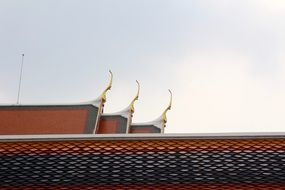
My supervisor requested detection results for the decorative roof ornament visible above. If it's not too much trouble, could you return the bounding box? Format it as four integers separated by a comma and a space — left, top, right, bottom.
101, 70, 113, 104
125, 80, 140, 133
86, 70, 113, 107
148, 89, 173, 127
161, 89, 172, 125
129, 80, 140, 114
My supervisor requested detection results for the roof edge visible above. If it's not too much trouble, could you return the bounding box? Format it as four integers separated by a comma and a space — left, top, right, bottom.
0, 132, 285, 142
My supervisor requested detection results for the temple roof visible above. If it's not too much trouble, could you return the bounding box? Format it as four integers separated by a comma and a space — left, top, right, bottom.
0, 71, 172, 135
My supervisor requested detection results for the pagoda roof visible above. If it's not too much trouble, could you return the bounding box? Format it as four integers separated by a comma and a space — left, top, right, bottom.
0, 71, 172, 135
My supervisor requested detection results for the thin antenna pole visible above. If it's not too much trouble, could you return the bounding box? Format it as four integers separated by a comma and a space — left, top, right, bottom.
17, 54, 24, 105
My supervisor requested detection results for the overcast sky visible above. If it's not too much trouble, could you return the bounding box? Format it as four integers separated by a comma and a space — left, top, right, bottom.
1, 0, 285, 133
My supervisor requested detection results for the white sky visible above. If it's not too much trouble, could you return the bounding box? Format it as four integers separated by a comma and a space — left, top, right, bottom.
1, 0, 285, 133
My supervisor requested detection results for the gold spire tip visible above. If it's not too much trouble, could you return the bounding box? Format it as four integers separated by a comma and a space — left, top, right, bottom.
162, 89, 172, 125
130, 80, 140, 113
101, 70, 113, 103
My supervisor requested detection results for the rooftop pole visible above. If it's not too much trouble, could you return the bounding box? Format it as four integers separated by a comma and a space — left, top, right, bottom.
16, 54, 24, 105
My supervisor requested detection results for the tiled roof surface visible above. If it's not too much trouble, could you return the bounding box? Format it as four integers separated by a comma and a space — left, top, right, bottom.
0, 134, 284, 189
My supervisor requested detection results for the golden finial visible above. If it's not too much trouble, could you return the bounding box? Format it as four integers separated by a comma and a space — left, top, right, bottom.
162, 89, 172, 125
101, 70, 113, 103
129, 80, 140, 114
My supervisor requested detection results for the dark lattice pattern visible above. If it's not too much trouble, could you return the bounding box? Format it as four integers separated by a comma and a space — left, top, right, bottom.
0, 137, 285, 189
